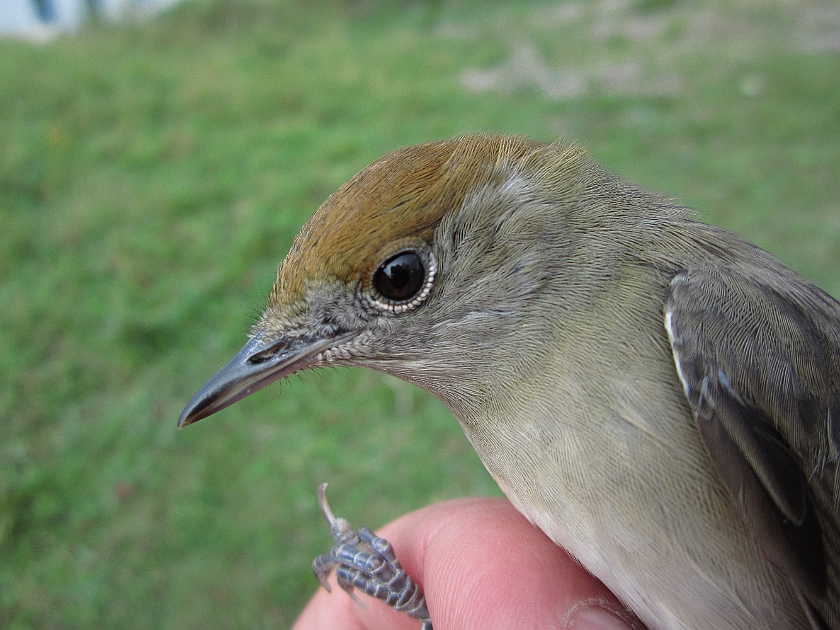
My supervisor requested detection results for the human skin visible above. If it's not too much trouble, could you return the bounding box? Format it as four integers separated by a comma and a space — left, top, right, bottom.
292, 497, 643, 630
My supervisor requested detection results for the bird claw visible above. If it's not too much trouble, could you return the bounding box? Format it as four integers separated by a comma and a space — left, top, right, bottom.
313, 483, 433, 630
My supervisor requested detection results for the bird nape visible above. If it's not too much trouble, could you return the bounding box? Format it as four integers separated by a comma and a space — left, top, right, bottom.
180, 133, 839, 630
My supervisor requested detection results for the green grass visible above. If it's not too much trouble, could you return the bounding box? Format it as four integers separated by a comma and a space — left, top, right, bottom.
1, 0, 839, 627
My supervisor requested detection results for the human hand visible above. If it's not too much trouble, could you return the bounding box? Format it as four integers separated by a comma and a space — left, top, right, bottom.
293, 496, 644, 630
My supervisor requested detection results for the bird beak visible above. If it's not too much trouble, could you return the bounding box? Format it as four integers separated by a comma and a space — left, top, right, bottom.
178, 329, 354, 427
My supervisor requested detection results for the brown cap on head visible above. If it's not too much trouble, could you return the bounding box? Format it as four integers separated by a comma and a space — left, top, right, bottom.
272, 134, 546, 306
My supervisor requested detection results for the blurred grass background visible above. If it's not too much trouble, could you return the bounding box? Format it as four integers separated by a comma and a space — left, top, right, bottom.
1, 0, 839, 627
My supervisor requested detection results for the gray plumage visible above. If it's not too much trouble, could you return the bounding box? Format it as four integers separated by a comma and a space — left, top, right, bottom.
181, 134, 840, 630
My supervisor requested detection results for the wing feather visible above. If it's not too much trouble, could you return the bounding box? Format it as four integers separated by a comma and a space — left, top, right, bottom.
664, 267, 840, 628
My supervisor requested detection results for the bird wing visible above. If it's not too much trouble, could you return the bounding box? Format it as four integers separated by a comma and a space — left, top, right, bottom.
664, 266, 840, 628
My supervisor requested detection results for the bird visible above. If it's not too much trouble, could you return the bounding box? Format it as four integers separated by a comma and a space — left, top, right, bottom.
179, 133, 840, 630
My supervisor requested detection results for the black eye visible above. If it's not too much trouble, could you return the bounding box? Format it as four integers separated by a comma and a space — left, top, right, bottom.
374, 252, 425, 302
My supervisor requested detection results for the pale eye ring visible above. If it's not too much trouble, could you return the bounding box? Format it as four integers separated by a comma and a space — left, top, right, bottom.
366, 246, 436, 314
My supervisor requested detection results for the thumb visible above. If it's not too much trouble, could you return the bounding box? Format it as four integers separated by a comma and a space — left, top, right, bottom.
293, 497, 644, 630
379, 497, 644, 630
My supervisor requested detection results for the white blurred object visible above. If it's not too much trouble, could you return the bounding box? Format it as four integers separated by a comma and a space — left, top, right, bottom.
0, 0, 183, 39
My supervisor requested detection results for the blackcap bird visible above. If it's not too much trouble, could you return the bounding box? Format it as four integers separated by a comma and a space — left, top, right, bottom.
180, 134, 839, 630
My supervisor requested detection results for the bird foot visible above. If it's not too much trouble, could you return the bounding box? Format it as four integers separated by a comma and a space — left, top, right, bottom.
312, 483, 432, 630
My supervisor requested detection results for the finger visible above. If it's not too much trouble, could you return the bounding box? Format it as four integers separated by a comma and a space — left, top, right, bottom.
381, 497, 642, 630
293, 570, 421, 630
293, 497, 643, 630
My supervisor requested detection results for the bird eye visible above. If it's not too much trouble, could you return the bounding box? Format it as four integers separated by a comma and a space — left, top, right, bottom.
374, 252, 424, 302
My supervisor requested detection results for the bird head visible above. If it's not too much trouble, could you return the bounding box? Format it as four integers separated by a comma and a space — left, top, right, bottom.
179, 133, 663, 428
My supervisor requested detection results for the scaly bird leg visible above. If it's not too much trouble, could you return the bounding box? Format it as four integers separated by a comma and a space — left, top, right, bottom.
312, 483, 432, 630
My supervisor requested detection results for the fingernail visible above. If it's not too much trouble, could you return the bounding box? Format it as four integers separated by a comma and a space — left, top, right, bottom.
569, 607, 634, 630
